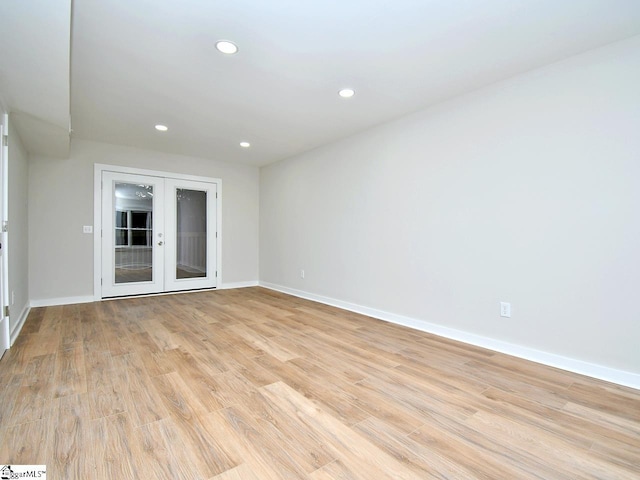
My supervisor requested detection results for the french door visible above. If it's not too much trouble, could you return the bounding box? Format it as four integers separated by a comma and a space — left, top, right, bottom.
101, 171, 218, 297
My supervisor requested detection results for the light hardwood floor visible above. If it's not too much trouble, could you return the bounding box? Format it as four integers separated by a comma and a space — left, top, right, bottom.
0, 287, 638, 479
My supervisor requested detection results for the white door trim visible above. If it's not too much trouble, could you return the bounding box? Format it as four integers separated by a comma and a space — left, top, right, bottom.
94, 163, 222, 300
0, 114, 9, 352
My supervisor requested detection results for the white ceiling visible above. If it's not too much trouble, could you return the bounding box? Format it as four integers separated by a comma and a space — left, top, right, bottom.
0, 0, 71, 156
3, 1, 640, 166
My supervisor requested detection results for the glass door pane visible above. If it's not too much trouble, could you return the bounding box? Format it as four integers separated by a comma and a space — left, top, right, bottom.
114, 183, 154, 283
176, 188, 207, 279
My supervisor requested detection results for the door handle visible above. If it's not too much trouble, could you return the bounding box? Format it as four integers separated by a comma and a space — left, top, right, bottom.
158, 241, 164, 246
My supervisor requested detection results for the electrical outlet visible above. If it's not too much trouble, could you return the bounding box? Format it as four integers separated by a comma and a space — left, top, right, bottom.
500, 302, 511, 318
83, 225, 93, 234
300, 269, 305, 279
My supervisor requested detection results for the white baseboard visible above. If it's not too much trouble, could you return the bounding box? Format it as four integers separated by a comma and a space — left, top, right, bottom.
10, 303, 31, 346
30, 295, 95, 308
260, 282, 640, 391
221, 281, 259, 290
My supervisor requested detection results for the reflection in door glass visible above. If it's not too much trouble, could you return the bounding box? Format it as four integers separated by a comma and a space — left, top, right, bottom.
114, 183, 153, 283
176, 188, 207, 279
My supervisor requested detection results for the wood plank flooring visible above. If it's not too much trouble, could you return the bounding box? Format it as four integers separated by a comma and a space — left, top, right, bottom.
0, 287, 638, 479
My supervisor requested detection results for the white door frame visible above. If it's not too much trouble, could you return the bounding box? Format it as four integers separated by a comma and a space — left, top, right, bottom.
0, 113, 9, 352
94, 163, 222, 300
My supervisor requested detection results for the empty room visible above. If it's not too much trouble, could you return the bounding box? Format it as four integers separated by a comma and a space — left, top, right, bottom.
0, 1, 639, 478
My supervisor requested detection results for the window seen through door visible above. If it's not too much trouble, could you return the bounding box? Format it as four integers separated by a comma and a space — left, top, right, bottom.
115, 210, 152, 246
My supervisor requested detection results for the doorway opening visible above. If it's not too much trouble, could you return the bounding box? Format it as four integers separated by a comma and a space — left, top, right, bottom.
94, 165, 221, 299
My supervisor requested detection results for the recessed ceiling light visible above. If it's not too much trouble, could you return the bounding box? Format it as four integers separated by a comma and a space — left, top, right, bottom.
240, 141, 251, 148
155, 124, 168, 132
216, 40, 238, 55
338, 88, 355, 98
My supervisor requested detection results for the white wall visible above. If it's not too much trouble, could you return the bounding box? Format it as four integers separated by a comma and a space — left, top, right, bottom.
260, 36, 640, 377
8, 116, 29, 336
29, 139, 259, 301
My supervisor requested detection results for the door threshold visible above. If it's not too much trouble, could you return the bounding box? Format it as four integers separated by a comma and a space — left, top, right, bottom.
102, 287, 217, 301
